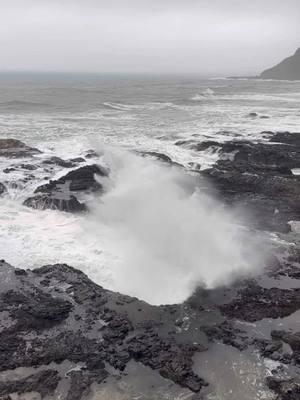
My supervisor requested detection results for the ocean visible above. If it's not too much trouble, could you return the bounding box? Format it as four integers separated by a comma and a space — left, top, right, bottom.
0, 73, 300, 304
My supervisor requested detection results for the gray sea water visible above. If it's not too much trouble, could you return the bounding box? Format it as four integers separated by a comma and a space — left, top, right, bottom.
0, 73, 299, 166
0, 73, 299, 303
1, 73, 300, 399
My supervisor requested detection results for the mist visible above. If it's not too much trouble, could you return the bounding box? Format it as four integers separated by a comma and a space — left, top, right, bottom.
86, 146, 264, 305
1, 0, 299, 76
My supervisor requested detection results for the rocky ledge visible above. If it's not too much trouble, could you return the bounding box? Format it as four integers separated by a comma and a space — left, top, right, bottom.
23, 164, 108, 213
182, 131, 300, 233
0, 248, 299, 399
0, 139, 41, 159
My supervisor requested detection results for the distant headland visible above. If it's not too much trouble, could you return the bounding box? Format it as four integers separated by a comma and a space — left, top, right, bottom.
260, 48, 300, 80
228, 47, 300, 81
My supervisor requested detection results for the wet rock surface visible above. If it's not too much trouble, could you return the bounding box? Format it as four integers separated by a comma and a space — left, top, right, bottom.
220, 283, 300, 322
0, 370, 60, 398
23, 164, 108, 212
34, 164, 108, 194
0, 139, 41, 159
0, 261, 210, 399
0, 183, 6, 196
0, 250, 299, 399
140, 151, 183, 167
266, 377, 300, 400
1, 136, 300, 399
23, 193, 87, 213
192, 131, 300, 232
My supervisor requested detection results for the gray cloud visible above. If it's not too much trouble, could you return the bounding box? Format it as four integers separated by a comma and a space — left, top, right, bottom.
1, 0, 299, 75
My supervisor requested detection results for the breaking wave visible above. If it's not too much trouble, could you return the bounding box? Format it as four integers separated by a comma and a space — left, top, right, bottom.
85, 145, 264, 305
103, 101, 176, 112
190, 88, 215, 101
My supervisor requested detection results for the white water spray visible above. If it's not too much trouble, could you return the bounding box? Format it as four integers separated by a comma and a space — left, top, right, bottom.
86, 145, 263, 305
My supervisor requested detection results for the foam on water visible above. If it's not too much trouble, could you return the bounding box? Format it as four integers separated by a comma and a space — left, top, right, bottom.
0, 76, 299, 303
0, 143, 265, 305
84, 145, 264, 304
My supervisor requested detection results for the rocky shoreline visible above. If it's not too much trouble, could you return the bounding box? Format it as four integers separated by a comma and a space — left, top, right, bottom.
0, 253, 299, 400
0, 132, 300, 399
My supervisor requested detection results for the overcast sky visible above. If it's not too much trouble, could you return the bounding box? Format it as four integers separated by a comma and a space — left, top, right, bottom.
1, 0, 299, 76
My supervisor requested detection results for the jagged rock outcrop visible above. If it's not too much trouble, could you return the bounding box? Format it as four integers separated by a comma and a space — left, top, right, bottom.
0, 139, 41, 158
34, 164, 108, 194
261, 48, 300, 81
24, 164, 108, 213
192, 132, 300, 232
0, 252, 299, 399
0, 261, 209, 398
23, 193, 87, 213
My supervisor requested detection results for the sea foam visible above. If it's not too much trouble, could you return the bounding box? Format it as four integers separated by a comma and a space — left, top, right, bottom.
85, 144, 264, 304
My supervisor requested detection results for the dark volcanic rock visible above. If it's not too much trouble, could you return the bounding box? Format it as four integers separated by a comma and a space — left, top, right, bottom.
0, 183, 6, 196
85, 150, 99, 159
0, 258, 299, 398
271, 330, 300, 363
23, 193, 86, 213
197, 134, 300, 232
0, 288, 73, 331
270, 131, 300, 147
198, 139, 300, 172
0, 261, 209, 398
271, 331, 300, 351
3, 167, 16, 173
220, 283, 300, 322
127, 333, 206, 392
16, 163, 38, 171
42, 156, 75, 169
201, 321, 248, 351
66, 369, 108, 400
0, 370, 59, 398
140, 151, 183, 168
70, 157, 86, 164
266, 376, 300, 400
193, 140, 220, 152
261, 48, 300, 81
141, 151, 173, 164
0, 139, 41, 158
23, 164, 107, 213
35, 164, 108, 194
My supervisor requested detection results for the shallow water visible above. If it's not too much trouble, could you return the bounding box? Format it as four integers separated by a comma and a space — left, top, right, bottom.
193, 343, 276, 400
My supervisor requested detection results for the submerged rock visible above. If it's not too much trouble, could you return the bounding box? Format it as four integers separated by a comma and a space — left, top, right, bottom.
0, 138, 41, 158
23, 193, 86, 213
